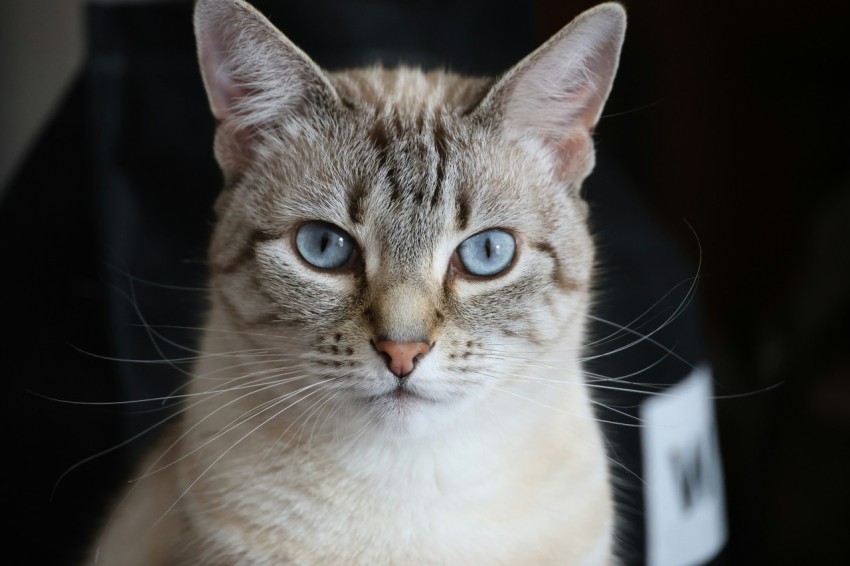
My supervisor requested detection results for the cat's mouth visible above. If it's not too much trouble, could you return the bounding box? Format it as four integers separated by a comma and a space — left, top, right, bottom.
391, 386, 422, 401
364, 385, 437, 405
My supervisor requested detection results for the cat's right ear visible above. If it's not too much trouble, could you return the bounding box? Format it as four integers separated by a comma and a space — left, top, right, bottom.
473, 3, 626, 187
194, 0, 338, 176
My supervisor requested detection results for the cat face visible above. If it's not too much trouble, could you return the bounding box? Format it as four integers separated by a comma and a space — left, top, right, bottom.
194, 0, 624, 435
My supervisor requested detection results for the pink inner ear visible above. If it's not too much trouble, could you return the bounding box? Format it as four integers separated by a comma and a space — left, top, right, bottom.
210, 73, 249, 123
200, 39, 249, 123
554, 132, 594, 181
568, 81, 608, 134
198, 33, 258, 175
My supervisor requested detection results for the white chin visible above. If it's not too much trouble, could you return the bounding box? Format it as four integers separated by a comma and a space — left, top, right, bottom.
359, 389, 458, 437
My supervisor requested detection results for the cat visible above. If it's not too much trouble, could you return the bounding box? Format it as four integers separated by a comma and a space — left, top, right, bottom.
89, 0, 627, 563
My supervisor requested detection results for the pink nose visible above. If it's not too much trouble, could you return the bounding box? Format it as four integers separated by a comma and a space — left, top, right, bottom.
374, 340, 431, 378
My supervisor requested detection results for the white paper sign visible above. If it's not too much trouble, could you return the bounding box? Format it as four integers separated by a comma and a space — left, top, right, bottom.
641, 367, 727, 566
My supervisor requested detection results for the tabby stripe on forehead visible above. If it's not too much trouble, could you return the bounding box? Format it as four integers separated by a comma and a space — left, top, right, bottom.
532, 241, 581, 293
368, 118, 389, 155
368, 118, 402, 202
389, 114, 406, 202
455, 192, 471, 231
347, 178, 368, 225
432, 120, 448, 209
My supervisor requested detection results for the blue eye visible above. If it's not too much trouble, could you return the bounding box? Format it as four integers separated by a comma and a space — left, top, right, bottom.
295, 222, 355, 269
456, 230, 516, 277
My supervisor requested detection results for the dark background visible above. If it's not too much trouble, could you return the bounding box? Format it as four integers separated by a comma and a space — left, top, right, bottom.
2, 0, 848, 564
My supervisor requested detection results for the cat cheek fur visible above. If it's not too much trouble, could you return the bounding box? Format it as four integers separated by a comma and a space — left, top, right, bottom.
89, 0, 627, 564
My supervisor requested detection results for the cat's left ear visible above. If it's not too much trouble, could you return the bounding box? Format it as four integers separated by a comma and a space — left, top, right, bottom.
475, 3, 626, 184
193, 0, 338, 176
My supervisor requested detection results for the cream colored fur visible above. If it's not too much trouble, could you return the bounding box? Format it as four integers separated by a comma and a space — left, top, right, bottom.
89, 0, 627, 564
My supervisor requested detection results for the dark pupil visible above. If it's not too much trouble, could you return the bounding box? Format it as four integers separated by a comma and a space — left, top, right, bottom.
484, 237, 492, 259
319, 233, 330, 253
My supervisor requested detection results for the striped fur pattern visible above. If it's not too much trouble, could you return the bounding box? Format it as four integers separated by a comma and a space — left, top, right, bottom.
90, 0, 627, 564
